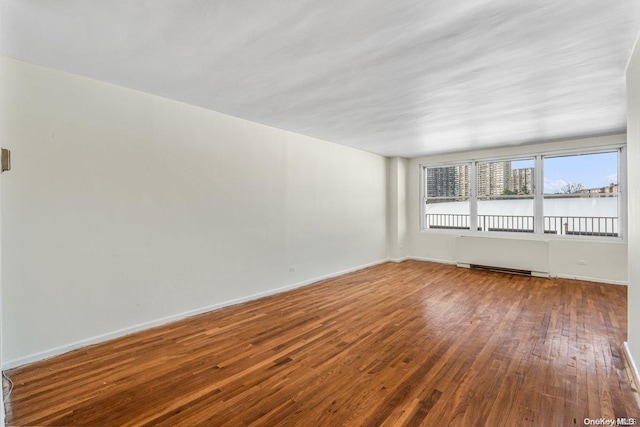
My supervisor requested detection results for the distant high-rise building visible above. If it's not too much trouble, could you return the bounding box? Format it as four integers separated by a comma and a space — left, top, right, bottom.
455, 165, 471, 197
477, 161, 511, 196
426, 166, 457, 198
510, 167, 534, 194
427, 162, 516, 199
426, 164, 471, 199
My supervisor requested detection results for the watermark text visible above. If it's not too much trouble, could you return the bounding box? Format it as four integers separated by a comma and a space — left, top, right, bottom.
583, 418, 637, 426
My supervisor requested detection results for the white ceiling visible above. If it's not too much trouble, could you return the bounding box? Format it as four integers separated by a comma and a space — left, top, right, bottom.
2, 1, 640, 158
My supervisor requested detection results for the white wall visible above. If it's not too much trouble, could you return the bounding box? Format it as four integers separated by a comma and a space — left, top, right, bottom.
407, 134, 628, 284
0, 57, 389, 367
387, 157, 408, 261
626, 32, 640, 377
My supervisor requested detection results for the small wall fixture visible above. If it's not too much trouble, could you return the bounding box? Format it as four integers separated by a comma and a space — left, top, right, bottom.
1, 148, 11, 173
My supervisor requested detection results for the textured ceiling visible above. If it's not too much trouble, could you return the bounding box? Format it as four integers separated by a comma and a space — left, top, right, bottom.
1, 1, 639, 158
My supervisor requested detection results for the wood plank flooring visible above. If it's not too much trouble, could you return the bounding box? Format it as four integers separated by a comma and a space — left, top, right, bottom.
3, 260, 639, 426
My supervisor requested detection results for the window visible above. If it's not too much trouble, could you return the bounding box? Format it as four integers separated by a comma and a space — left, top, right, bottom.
543, 151, 619, 237
423, 164, 471, 230
477, 159, 535, 233
420, 147, 624, 239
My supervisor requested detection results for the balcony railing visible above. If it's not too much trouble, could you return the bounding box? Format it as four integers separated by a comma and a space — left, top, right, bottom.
543, 216, 618, 237
426, 214, 618, 237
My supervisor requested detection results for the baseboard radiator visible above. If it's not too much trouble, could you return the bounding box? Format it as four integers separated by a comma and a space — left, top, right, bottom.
455, 236, 550, 277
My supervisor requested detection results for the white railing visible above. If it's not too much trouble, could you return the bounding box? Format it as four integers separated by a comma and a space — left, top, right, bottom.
426, 214, 618, 237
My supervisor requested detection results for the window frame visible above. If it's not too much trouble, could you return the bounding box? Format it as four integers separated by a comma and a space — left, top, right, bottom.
421, 161, 472, 231
475, 156, 536, 234
419, 145, 626, 240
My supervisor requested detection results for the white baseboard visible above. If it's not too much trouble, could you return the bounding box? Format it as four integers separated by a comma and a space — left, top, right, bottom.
556, 273, 627, 286
3, 258, 390, 370
414, 258, 623, 284
531, 271, 551, 278
387, 256, 458, 265
408, 256, 457, 265
623, 342, 640, 394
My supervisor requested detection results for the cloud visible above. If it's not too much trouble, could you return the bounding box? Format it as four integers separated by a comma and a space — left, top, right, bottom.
607, 173, 617, 183
544, 178, 567, 193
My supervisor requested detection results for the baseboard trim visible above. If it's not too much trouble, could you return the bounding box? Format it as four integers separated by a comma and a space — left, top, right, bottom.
3, 258, 390, 370
623, 342, 640, 401
556, 273, 627, 286
411, 259, 622, 284
408, 256, 457, 265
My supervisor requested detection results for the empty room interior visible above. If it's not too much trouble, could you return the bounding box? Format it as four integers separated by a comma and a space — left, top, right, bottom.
2, 1, 640, 426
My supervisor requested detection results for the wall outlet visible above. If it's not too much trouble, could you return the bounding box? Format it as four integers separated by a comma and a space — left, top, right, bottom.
289, 266, 296, 272
577, 260, 587, 265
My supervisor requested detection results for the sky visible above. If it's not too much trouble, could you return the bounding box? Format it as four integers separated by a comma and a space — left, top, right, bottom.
510, 152, 618, 193
541, 151, 618, 193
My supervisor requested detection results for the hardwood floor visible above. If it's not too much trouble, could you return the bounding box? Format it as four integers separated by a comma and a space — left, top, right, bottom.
3, 260, 639, 426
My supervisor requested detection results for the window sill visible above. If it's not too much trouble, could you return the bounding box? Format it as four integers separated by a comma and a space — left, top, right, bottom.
418, 228, 626, 244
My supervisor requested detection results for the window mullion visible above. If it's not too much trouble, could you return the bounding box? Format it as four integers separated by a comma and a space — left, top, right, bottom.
470, 161, 478, 232
419, 166, 425, 231
534, 155, 544, 235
